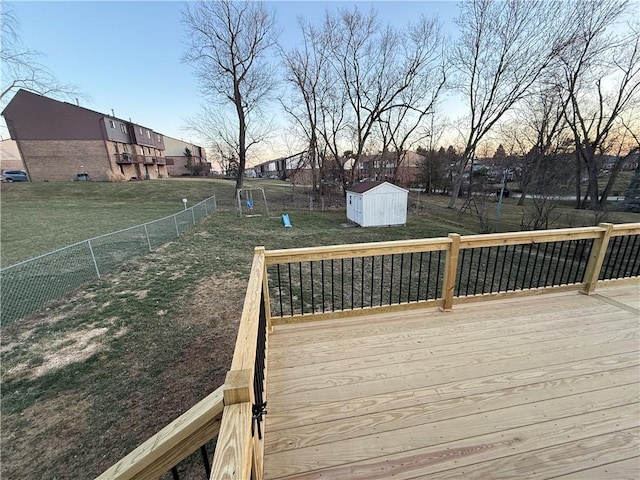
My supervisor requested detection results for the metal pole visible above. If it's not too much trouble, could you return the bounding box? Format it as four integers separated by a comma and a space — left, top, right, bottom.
174, 215, 179, 237
213, 195, 217, 212
191, 207, 196, 225
144, 224, 152, 252
87, 240, 101, 279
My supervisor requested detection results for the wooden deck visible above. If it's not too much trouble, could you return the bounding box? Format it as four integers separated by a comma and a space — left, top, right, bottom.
264, 283, 640, 479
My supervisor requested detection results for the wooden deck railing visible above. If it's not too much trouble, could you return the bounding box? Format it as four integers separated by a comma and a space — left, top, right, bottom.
96, 223, 639, 480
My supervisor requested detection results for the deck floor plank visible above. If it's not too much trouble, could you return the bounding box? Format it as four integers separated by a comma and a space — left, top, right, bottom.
264, 284, 640, 479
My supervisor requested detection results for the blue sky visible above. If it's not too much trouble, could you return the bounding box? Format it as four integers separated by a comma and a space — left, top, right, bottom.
3, 1, 460, 160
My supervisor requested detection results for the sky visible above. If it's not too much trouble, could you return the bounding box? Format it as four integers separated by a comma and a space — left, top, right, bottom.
2, 0, 461, 164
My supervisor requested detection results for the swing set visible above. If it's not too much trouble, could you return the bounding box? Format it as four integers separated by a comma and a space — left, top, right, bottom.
237, 187, 270, 218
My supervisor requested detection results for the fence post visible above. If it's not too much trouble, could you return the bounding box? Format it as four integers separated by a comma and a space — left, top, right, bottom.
87, 240, 101, 279
174, 215, 180, 237
204, 200, 208, 215
582, 223, 614, 295
213, 195, 217, 212
441, 233, 461, 311
191, 207, 196, 225
143, 224, 152, 252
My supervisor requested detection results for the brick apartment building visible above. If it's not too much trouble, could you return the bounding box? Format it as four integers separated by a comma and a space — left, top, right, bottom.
163, 136, 209, 176
1, 90, 203, 182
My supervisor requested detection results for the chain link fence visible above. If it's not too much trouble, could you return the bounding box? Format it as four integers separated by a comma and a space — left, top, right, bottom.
0, 195, 217, 326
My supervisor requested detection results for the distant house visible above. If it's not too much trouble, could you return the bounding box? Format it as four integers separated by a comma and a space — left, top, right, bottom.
1, 89, 174, 181
163, 136, 209, 176
352, 150, 426, 187
346, 180, 408, 227
251, 152, 312, 183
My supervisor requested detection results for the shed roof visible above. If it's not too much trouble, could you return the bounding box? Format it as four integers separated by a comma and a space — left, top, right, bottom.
347, 180, 408, 194
347, 180, 384, 194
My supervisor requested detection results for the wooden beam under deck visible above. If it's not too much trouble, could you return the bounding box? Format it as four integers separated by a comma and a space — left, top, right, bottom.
263, 283, 640, 480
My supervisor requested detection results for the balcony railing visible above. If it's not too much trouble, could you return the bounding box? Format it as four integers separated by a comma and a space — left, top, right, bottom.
114, 153, 134, 164
96, 222, 640, 479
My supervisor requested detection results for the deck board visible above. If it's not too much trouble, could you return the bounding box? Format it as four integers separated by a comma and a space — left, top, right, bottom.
264, 284, 640, 479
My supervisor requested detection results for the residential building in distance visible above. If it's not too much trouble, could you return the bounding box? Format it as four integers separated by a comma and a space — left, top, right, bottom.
250, 152, 313, 184
1, 89, 200, 182
163, 136, 210, 176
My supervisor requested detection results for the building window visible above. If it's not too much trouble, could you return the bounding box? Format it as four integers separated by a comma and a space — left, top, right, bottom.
146, 130, 151, 139
157, 134, 161, 142
120, 123, 126, 134
139, 127, 143, 134
109, 120, 115, 128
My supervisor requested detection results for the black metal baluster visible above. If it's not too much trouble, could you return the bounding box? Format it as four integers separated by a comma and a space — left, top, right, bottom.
544, 242, 558, 287
331, 259, 335, 311
602, 236, 619, 280
276, 264, 283, 317
398, 254, 404, 304
535, 242, 549, 287
513, 244, 526, 291
458, 248, 467, 296
627, 235, 640, 277
497, 245, 509, 292
380, 255, 385, 305
361, 257, 365, 308
473, 247, 483, 294
435, 251, 442, 299
341, 258, 345, 310
298, 262, 304, 315
556, 241, 568, 286
632, 236, 640, 276
527, 244, 539, 289
310, 261, 315, 312
465, 248, 474, 296
287, 263, 293, 316
389, 255, 395, 305
417, 252, 424, 302
370, 256, 375, 307
521, 243, 533, 290
351, 257, 355, 310
407, 253, 414, 303
579, 240, 594, 282
615, 235, 632, 279
567, 240, 580, 284
321, 260, 325, 313
505, 244, 516, 291
201, 445, 211, 478
425, 251, 432, 300
489, 246, 501, 293
171, 467, 180, 480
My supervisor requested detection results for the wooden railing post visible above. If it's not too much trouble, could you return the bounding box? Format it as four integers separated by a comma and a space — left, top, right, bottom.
582, 223, 614, 295
441, 233, 461, 311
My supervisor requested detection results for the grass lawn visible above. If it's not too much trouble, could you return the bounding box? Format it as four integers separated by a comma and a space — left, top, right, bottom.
0, 178, 221, 266
1, 178, 638, 479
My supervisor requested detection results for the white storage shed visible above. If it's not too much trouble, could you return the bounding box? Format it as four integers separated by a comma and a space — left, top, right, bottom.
346, 181, 409, 227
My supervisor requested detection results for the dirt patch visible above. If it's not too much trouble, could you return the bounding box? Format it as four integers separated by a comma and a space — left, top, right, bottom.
30, 327, 108, 378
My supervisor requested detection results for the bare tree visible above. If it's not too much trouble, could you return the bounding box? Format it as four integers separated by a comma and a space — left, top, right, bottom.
372, 17, 447, 184
182, 0, 278, 193
1, 6, 84, 104
317, 8, 446, 190
501, 83, 572, 205
280, 18, 327, 193
447, 0, 570, 208
560, 1, 639, 209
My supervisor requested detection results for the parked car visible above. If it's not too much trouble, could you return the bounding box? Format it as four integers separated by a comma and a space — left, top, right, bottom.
1, 170, 28, 182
